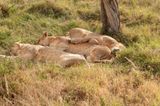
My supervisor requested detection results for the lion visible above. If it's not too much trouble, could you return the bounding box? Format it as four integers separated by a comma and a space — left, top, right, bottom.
36, 46, 87, 68
67, 28, 125, 50
10, 42, 43, 61
37, 32, 70, 51
11, 42, 87, 68
37, 34, 117, 63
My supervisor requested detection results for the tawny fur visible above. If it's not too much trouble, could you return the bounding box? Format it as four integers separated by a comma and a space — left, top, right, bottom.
36, 46, 87, 68
11, 42, 43, 60
11, 42, 86, 67
67, 28, 125, 50
37, 35, 115, 63
37, 32, 70, 51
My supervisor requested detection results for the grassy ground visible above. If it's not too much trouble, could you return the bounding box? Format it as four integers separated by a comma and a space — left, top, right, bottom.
0, 0, 160, 105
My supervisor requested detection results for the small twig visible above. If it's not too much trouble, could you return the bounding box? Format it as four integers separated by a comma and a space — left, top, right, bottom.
125, 57, 137, 69
84, 59, 91, 69
4, 75, 9, 96
3, 96, 12, 104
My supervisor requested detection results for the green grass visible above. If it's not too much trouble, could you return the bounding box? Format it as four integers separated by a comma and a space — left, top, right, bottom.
0, 0, 160, 105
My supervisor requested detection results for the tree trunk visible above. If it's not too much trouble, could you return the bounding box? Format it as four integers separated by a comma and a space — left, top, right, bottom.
100, 0, 120, 35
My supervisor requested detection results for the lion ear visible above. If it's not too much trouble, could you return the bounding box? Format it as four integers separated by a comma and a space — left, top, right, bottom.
43, 32, 48, 37
111, 47, 120, 56
14, 42, 21, 48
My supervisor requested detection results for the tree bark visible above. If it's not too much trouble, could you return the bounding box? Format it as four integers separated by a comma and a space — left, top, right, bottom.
100, 0, 120, 35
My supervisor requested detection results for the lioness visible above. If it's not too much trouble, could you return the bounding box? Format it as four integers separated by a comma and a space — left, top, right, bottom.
11, 42, 43, 60
11, 42, 87, 67
37, 32, 70, 51
67, 28, 125, 50
36, 46, 87, 68
37, 35, 117, 63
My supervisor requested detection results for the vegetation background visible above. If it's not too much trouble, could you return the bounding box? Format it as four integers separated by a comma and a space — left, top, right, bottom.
0, 0, 160, 105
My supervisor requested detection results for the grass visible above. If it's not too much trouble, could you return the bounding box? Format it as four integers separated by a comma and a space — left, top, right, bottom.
0, 0, 160, 105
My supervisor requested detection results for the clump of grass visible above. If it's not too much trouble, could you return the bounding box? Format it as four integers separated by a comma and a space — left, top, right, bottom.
10, 0, 28, 4
77, 9, 100, 21
0, 59, 15, 76
27, 1, 71, 19
0, 3, 9, 17
61, 87, 90, 105
117, 44, 160, 73
0, 31, 13, 50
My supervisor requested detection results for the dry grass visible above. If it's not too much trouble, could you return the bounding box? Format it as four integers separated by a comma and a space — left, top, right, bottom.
1, 64, 160, 106
0, 0, 160, 105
